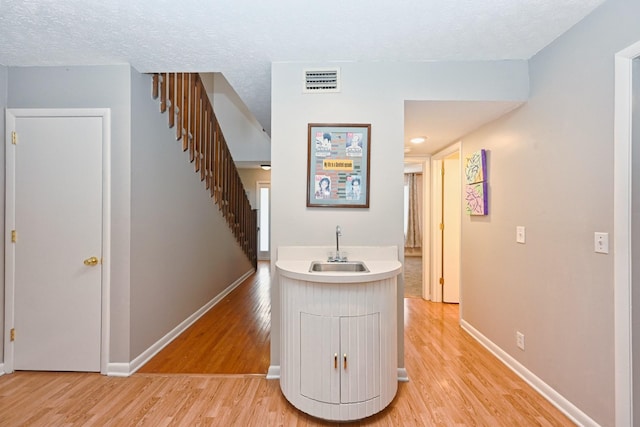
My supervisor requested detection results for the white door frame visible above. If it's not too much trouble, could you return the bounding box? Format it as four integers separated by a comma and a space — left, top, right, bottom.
4, 108, 111, 375
430, 142, 461, 303
256, 180, 271, 260
614, 40, 640, 427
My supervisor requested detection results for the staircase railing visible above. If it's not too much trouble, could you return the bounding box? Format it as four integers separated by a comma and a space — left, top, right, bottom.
151, 73, 257, 268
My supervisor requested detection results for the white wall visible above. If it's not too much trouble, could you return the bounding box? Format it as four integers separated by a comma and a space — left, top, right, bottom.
201, 73, 271, 166
129, 70, 252, 359
459, 0, 640, 424
270, 60, 529, 369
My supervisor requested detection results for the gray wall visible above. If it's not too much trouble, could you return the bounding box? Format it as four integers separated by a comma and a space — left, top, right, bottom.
4, 65, 252, 365
633, 56, 640, 423
270, 60, 529, 370
129, 70, 252, 358
460, 0, 640, 424
7, 65, 133, 363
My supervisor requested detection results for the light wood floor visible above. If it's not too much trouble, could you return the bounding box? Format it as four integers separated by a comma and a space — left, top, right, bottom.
0, 261, 574, 426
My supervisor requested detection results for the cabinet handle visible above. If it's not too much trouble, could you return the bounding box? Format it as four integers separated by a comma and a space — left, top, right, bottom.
334, 353, 338, 369
343, 353, 347, 370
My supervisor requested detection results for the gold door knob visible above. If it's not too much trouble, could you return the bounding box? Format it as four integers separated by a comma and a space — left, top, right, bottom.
84, 256, 99, 266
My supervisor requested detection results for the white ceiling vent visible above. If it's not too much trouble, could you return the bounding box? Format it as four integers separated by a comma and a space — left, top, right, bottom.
303, 68, 340, 93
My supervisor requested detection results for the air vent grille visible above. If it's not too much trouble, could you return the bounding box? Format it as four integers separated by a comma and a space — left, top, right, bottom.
303, 68, 340, 93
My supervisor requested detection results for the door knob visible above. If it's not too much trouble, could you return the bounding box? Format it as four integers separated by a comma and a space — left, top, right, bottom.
83, 256, 99, 266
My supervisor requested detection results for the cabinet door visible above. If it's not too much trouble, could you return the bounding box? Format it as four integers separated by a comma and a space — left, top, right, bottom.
340, 313, 381, 404
300, 313, 340, 403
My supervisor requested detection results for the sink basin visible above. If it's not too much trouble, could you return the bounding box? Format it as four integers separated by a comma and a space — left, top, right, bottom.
309, 261, 369, 273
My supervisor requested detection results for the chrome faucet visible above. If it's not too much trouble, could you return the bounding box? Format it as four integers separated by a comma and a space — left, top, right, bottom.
329, 225, 346, 262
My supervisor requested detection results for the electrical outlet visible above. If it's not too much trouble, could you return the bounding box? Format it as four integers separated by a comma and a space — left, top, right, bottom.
516, 331, 525, 350
516, 226, 526, 244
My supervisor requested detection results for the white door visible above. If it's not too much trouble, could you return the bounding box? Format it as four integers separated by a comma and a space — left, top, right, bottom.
442, 155, 461, 303
339, 313, 380, 404
5, 111, 104, 372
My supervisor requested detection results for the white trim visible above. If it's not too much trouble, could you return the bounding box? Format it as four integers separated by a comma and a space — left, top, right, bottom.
256, 181, 271, 261
125, 268, 255, 376
4, 110, 16, 373
100, 110, 111, 375
3, 108, 111, 375
266, 365, 280, 380
397, 368, 409, 382
266, 365, 411, 383
461, 320, 599, 427
614, 39, 640, 427
106, 362, 131, 377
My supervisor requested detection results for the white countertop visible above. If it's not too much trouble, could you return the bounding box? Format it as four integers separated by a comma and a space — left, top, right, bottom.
276, 246, 402, 283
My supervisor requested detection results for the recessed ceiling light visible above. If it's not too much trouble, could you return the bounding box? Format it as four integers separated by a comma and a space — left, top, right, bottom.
410, 137, 426, 144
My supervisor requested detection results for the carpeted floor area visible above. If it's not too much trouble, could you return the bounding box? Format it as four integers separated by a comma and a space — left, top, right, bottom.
404, 255, 423, 298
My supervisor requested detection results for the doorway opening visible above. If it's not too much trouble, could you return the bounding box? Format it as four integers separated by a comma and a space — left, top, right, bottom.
430, 142, 461, 304
403, 161, 426, 298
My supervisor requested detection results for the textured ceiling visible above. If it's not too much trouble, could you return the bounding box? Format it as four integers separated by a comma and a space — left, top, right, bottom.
0, 0, 605, 152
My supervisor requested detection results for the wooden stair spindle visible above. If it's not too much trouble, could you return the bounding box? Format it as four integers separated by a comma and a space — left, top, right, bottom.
160, 73, 168, 113
152, 74, 159, 99
175, 73, 183, 141
182, 73, 190, 150
168, 73, 175, 129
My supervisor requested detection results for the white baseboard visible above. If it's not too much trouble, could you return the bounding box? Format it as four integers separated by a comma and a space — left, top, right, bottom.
397, 368, 409, 382
267, 365, 410, 384
266, 365, 280, 380
460, 319, 599, 427
106, 362, 131, 377
107, 269, 255, 377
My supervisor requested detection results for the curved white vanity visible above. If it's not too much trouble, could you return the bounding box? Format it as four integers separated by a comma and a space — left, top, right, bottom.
276, 246, 402, 422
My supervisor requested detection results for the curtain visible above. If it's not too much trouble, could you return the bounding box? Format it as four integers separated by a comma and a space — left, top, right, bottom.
405, 173, 422, 248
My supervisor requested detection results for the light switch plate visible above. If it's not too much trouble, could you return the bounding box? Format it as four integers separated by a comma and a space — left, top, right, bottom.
594, 232, 609, 254
516, 226, 526, 244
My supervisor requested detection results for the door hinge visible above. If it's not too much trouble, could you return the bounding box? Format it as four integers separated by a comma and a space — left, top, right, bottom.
11, 131, 17, 145
11, 230, 17, 243
439, 223, 444, 231
441, 165, 445, 176
10, 328, 15, 342
439, 277, 444, 285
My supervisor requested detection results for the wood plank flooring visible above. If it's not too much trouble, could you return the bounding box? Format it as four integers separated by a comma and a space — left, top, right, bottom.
0, 261, 575, 426
138, 262, 271, 374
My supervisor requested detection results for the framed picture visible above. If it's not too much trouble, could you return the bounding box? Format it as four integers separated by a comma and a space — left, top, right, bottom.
307, 123, 371, 208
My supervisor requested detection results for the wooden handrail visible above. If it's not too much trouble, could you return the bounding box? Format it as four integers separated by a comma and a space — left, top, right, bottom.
151, 73, 257, 268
